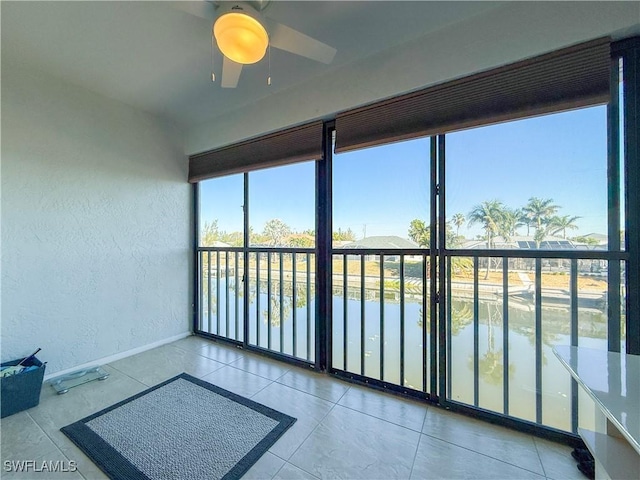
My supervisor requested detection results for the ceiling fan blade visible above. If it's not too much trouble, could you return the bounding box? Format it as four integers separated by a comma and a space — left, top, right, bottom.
169, 1, 216, 21
221, 56, 243, 88
265, 19, 336, 64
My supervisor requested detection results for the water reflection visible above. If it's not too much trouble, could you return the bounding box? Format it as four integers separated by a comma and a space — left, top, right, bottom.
472, 304, 516, 386
202, 265, 609, 433
259, 280, 310, 327
331, 281, 608, 432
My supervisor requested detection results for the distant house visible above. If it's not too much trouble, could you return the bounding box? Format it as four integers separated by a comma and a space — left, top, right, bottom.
342, 236, 419, 250
461, 235, 579, 250
580, 233, 609, 248
459, 234, 609, 273
211, 240, 232, 248
340, 236, 421, 262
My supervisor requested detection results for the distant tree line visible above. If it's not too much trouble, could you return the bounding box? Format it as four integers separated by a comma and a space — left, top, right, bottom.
465, 197, 580, 249
409, 197, 586, 251
200, 219, 356, 248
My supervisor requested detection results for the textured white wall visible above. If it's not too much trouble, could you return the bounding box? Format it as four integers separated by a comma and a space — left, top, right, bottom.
1, 63, 191, 374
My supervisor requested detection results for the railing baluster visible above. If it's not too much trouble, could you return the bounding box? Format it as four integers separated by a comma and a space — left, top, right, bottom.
343, 253, 348, 372
473, 256, 479, 407
380, 254, 385, 382
422, 254, 427, 393
267, 251, 272, 350
535, 258, 543, 424
360, 254, 366, 376
216, 250, 221, 335
446, 256, 452, 398
503, 257, 509, 415
235, 251, 239, 340
608, 260, 622, 352
207, 251, 212, 333
256, 252, 260, 347
570, 259, 579, 433
199, 252, 203, 331
292, 253, 297, 358
400, 254, 405, 387
280, 253, 284, 353
306, 252, 311, 361
225, 251, 230, 338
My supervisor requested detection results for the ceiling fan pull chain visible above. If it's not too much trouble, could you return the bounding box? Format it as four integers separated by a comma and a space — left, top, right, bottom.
267, 43, 271, 86
211, 29, 216, 83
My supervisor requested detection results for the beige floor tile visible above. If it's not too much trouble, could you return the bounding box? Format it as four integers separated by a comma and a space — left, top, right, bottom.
201, 365, 272, 398
251, 383, 335, 460
53, 440, 110, 480
197, 342, 245, 364
228, 355, 292, 381
421, 408, 545, 475
411, 434, 544, 479
173, 336, 245, 364
289, 405, 421, 479
274, 462, 320, 480
1, 411, 59, 461
2, 451, 83, 479
108, 344, 224, 385
276, 369, 349, 403
251, 382, 334, 423
268, 416, 323, 461
169, 335, 216, 353
337, 383, 427, 431
242, 452, 286, 480
534, 437, 583, 480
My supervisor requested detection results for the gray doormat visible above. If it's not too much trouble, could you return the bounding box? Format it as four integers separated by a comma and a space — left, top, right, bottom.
61, 373, 295, 480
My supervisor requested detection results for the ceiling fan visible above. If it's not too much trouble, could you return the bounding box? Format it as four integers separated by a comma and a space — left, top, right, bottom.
173, 1, 337, 88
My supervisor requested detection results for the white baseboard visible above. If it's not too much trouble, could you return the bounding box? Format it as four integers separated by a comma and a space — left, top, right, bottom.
43, 331, 192, 381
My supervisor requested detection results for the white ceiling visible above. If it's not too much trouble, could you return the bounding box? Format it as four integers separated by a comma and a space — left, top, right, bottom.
3, 1, 639, 155
1, 1, 504, 128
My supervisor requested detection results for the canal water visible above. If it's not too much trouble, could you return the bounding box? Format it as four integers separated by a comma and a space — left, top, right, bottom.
203, 276, 610, 432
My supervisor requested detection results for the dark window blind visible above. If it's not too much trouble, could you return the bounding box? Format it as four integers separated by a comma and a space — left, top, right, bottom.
335, 37, 611, 153
189, 121, 323, 183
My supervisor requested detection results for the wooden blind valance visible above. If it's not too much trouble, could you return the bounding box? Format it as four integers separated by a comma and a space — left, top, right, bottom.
189, 121, 324, 183
335, 37, 611, 153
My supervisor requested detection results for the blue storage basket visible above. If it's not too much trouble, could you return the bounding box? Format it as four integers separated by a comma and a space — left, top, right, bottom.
1, 356, 46, 418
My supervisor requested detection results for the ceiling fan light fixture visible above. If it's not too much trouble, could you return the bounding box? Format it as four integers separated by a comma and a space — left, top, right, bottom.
213, 11, 268, 65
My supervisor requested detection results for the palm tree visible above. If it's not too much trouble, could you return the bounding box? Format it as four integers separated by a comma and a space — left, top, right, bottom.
512, 208, 527, 236
468, 201, 505, 278
518, 209, 532, 236
452, 213, 465, 237
549, 215, 580, 239
522, 197, 559, 248
408, 219, 430, 246
498, 208, 523, 241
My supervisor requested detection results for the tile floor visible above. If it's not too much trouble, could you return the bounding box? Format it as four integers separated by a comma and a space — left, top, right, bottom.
1, 336, 585, 479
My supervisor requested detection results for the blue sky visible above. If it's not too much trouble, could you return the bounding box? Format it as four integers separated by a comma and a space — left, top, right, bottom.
200, 105, 610, 240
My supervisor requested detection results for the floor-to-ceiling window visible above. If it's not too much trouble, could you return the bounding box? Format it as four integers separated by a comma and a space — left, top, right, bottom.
194, 161, 317, 364
191, 37, 638, 442
331, 137, 434, 394
442, 105, 624, 434
197, 174, 245, 340
247, 162, 316, 361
